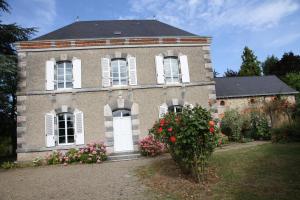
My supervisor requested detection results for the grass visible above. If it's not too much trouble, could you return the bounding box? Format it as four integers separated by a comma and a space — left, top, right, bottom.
136, 143, 300, 200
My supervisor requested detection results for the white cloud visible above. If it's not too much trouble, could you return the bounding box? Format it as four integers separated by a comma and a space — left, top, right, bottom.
127, 0, 299, 32
268, 32, 300, 47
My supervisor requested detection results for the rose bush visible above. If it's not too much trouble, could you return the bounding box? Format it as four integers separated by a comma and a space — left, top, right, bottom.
139, 135, 164, 157
46, 142, 107, 165
150, 105, 217, 182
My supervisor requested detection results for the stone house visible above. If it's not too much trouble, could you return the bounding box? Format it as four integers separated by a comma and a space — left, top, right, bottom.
16, 20, 216, 160
214, 76, 298, 120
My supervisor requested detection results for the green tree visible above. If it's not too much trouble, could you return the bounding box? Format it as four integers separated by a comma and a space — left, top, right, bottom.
269, 52, 300, 76
239, 46, 261, 76
224, 68, 239, 77
0, 0, 36, 155
261, 55, 279, 75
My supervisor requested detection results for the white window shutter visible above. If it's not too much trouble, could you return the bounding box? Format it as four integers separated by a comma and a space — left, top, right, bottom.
72, 58, 81, 88
46, 60, 55, 90
159, 103, 168, 118
74, 110, 84, 145
45, 113, 55, 147
155, 55, 165, 84
101, 58, 111, 87
179, 55, 190, 83
128, 56, 137, 85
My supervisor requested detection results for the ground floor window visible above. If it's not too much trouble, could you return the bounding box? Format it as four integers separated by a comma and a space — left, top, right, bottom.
57, 113, 74, 145
168, 105, 183, 113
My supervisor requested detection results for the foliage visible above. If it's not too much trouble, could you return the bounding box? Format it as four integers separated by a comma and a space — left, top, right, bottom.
0, 0, 36, 155
249, 111, 271, 140
215, 133, 229, 147
271, 121, 300, 143
1, 161, 16, 169
282, 72, 300, 91
0, 136, 12, 156
220, 110, 243, 141
32, 157, 43, 167
261, 55, 279, 75
139, 135, 164, 157
223, 68, 239, 77
268, 52, 300, 76
150, 106, 217, 182
238, 46, 261, 76
46, 142, 107, 165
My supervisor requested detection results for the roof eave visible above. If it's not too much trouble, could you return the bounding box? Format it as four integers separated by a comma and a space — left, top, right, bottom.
216, 91, 299, 99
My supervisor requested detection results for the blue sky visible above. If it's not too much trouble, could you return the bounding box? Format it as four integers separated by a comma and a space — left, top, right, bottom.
2, 0, 300, 75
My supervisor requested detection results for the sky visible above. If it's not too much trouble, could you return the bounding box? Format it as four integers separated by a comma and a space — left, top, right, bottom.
2, 0, 300, 75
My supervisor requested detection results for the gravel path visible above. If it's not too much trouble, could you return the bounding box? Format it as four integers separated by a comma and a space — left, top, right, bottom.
0, 141, 269, 200
0, 158, 159, 200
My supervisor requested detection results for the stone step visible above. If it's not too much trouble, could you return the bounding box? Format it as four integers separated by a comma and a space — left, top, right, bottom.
108, 152, 141, 161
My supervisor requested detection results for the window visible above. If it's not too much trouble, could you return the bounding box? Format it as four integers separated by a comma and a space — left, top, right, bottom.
168, 105, 183, 113
56, 61, 73, 89
57, 113, 74, 145
112, 109, 131, 117
164, 57, 180, 84
111, 58, 128, 86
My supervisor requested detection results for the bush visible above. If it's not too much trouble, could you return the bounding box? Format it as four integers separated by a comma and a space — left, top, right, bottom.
221, 110, 243, 141
215, 133, 229, 147
271, 122, 300, 143
139, 135, 164, 157
45, 142, 107, 165
1, 161, 16, 169
249, 111, 271, 140
151, 106, 217, 182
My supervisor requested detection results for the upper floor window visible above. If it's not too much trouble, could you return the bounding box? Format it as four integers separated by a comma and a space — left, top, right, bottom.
101, 56, 137, 88
111, 58, 128, 86
155, 54, 190, 85
45, 58, 81, 91
164, 57, 180, 84
168, 105, 183, 113
56, 61, 73, 89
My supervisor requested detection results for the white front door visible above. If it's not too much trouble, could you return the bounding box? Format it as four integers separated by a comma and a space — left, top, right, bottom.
113, 116, 134, 152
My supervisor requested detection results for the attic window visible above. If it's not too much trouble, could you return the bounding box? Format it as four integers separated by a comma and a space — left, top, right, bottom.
113, 31, 122, 35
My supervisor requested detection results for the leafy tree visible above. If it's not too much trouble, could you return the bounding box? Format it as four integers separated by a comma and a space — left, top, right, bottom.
0, 0, 36, 155
213, 69, 219, 78
224, 68, 239, 77
269, 52, 300, 76
239, 46, 261, 76
261, 55, 279, 75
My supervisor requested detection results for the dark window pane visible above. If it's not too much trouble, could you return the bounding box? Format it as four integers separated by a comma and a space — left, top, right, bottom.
59, 136, 65, 144
59, 121, 65, 128
67, 121, 73, 128
59, 129, 65, 137
67, 128, 74, 136
67, 136, 74, 143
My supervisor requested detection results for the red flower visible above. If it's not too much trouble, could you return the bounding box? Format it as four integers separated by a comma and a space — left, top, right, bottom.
160, 119, 165, 126
208, 120, 215, 127
170, 136, 176, 143
168, 127, 173, 132
157, 127, 163, 134
209, 127, 214, 133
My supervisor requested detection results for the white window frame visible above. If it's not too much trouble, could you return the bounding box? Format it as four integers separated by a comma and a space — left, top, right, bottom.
57, 113, 75, 145
164, 57, 180, 84
56, 61, 73, 90
111, 58, 128, 86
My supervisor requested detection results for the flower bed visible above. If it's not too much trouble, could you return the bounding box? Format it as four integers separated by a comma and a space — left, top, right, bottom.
139, 135, 165, 157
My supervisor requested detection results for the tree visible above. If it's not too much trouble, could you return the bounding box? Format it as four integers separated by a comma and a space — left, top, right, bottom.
213, 69, 219, 78
269, 52, 300, 76
261, 55, 279, 75
224, 68, 239, 77
0, 0, 36, 155
239, 46, 261, 76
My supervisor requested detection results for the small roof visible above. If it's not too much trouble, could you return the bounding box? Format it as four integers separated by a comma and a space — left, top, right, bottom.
33, 20, 198, 41
214, 75, 298, 99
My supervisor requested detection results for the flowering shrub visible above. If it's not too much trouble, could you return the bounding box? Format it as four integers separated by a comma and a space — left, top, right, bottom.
139, 135, 164, 157
32, 157, 43, 166
150, 106, 217, 182
221, 109, 244, 141
45, 142, 107, 165
216, 133, 229, 147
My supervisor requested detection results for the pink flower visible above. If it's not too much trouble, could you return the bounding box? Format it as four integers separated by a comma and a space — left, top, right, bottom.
92, 150, 97, 155
63, 162, 68, 166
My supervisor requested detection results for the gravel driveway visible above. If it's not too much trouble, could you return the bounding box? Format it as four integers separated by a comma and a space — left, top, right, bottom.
0, 158, 158, 200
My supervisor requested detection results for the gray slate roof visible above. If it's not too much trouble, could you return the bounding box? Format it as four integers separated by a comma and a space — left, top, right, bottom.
214, 75, 298, 98
33, 20, 197, 40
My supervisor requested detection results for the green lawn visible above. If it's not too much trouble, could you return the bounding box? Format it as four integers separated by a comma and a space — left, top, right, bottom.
137, 143, 300, 200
